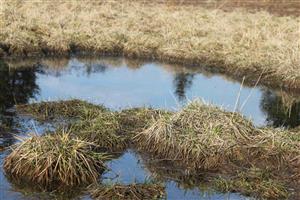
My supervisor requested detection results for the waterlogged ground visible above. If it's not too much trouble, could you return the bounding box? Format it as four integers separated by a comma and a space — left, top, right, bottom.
0, 56, 299, 199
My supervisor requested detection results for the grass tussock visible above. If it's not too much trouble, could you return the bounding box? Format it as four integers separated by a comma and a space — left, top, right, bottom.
71, 112, 127, 152
117, 108, 171, 136
4, 130, 110, 188
17, 99, 106, 121
1, 0, 299, 89
134, 100, 300, 199
90, 183, 165, 200
135, 100, 300, 171
17, 101, 171, 152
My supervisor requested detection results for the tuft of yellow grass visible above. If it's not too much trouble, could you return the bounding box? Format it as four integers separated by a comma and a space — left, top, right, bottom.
4, 130, 110, 189
0, 0, 299, 89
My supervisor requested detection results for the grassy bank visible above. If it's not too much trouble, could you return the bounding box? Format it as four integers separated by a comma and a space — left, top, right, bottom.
1, 0, 299, 90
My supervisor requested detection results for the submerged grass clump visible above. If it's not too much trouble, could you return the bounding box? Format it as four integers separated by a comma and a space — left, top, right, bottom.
17, 99, 106, 121
90, 183, 165, 200
213, 168, 289, 200
4, 130, 109, 189
1, 0, 299, 89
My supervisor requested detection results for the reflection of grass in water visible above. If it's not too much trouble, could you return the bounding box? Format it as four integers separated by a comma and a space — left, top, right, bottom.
213, 167, 289, 200
142, 153, 290, 199
1, 0, 300, 90
261, 90, 300, 128
7, 175, 87, 200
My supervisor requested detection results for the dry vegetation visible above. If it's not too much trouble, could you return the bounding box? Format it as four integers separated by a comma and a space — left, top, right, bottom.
90, 183, 165, 200
0, 0, 299, 89
213, 167, 289, 199
16, 99, 107, 121
4, 131, 110, 189
135, 100, 299, 171
6, 99, 300, 198
135, 100, 300, 199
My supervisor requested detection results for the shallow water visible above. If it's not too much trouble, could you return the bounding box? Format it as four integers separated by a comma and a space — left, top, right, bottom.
0, 56, 299, 199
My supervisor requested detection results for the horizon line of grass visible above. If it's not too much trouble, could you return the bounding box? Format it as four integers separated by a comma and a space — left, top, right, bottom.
0, 0, 299, 91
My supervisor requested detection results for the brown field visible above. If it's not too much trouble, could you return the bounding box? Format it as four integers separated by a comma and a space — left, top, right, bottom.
0, 0, 299, 90
137, 0, 300, 16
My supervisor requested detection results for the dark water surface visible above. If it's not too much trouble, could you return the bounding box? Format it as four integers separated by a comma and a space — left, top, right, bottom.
0, 56, 299, 199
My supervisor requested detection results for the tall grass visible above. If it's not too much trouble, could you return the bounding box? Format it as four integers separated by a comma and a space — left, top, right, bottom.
0, 0, 299, 89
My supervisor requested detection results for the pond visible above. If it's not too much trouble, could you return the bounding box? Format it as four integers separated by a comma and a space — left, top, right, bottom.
0, 56, 299, 199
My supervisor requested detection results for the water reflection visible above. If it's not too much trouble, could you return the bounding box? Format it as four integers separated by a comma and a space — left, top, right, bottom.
0, 61, 39, 114
173, 73, 195, 102
0, 57, 299, 129
261, 90, 300, 128
0, 56, 299, 200
0, 61, 39, 148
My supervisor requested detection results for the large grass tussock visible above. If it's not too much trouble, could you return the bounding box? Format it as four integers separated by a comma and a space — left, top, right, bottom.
135, 101, 300, 174
4, 131, 109, 188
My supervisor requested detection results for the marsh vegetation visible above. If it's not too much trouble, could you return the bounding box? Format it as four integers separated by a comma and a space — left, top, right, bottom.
1, 0, 299, 90
1, 99, 297, 199
0, 0, 299, 198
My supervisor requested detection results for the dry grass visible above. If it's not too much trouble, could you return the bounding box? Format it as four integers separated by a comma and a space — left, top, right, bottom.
117, 108, 171, 136
90, 183, 165, 200
10, 99, 300, 198
134, 100, 300, 198
138, 0, 300, 16
4, 130, 110, 189
17, 99, 106, 121
0, 0, 299, 89
17, 100, 127, 152
71, 112, 127, 152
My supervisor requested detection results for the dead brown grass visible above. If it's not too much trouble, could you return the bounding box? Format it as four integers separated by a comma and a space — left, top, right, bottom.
0, 0, 299, 89
134, 100, 300, 185
137, 0, 300, 16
